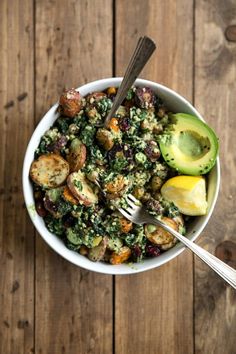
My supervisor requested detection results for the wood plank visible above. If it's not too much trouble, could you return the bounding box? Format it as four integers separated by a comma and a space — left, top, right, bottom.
115, 1, 194, 353
0, 0, 35, 353
35, 1, 113, 353
194, 1, 236, 353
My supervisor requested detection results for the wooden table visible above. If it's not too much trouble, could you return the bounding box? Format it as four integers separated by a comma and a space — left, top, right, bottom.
1, 1, 236, 353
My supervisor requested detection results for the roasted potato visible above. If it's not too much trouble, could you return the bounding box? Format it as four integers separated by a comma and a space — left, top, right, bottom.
145, 217, 178, 245
79, 245, 89, 256
62, 186, 79, 205
86, 91, 106, 103
66, 138, 86, 172
96, 128, 114, 151
67, 171, 98, 206
160, 238, 178, 251
30, 154, 69, 188
110, 246, 132, 265
88, 237, 108, 262
59, 88, 82, 117
173, 215, 184, 228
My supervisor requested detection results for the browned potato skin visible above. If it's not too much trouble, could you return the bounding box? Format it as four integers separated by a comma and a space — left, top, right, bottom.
145, 217, 178, 245
119, 217, 133, 233
30, 153, 69, 189
173, 215, 184, 228
62, 186, 79, 205
67, 172, 98, 207
88, 237, 108, 262
86, 92, 106, 102
110, 246, 132, 265
79, 245, 89, 256
160, 238, 178, 251
96, 128, 114, 151
66, 139, 86, 172
59, 88, 82, 117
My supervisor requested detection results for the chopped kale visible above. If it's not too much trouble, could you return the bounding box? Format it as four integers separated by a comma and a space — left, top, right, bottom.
44, 215, 65, 237
54, 117, 70, 134
74, 180, 83, 191
80, 125, 96, 146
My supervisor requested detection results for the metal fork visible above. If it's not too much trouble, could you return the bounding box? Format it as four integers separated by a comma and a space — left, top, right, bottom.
118, 194, 236, 289
104, 36, 156, 128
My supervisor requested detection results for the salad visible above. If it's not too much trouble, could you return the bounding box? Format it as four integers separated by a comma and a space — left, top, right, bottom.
29, 86, 218, 264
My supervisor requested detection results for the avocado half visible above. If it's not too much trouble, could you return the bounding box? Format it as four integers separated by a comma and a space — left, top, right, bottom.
159, 113, 219, 175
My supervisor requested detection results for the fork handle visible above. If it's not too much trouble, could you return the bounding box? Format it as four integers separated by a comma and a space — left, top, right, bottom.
151, 219, 236, 289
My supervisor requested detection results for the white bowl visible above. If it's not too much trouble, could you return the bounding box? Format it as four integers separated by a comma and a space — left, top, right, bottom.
22, 78, 220, 274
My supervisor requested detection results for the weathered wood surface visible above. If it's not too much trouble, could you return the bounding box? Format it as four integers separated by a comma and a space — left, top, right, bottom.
0, 0, 236, 353
194, 1, 236, 353
35, 1, 113, 353
0, 1, 35, 354
115, 1, 194, 353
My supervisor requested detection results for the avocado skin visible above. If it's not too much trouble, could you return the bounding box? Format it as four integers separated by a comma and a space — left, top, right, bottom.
159, 113, 219, 175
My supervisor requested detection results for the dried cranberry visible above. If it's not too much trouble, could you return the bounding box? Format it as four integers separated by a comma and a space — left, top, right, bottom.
108, 143, 133, 163
63, 215, 76, 228
34, 189, 44, 201
47, 135, 68, 153
135, 87, 156, 109
146, 244, 161, 257
44, 196, 58, 214
132, 245, 142, 260
124, 144, 134, 161
119, 117, 131, 131
144, 141, 161, 162
35, 200, 47, 217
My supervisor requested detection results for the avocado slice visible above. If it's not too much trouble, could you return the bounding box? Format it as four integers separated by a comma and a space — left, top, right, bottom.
159, 113, 219, 175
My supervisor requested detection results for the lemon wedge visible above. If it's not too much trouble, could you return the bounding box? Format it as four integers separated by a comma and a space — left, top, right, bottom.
161, 176, 208, 216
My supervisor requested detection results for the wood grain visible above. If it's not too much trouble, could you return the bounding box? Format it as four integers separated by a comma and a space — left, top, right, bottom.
0, 0, 35, 353
194, 1, 236, 353
115, 1, 194, 353
1, 1, 236, 352
35, 1, 113, 353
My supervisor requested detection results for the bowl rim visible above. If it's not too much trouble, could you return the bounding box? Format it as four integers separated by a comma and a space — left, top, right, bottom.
22, 77, 220, 275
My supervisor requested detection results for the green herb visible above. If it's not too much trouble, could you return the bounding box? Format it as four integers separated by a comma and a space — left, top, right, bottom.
109, 157, 128, 172
126, 88, 134, 100
80, 125, 96, 146
55, 117, 70, 134
74, 180, 83, 191
96, 98, 112, 116
57, 200, 73, 215
45, 215, 65, 236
